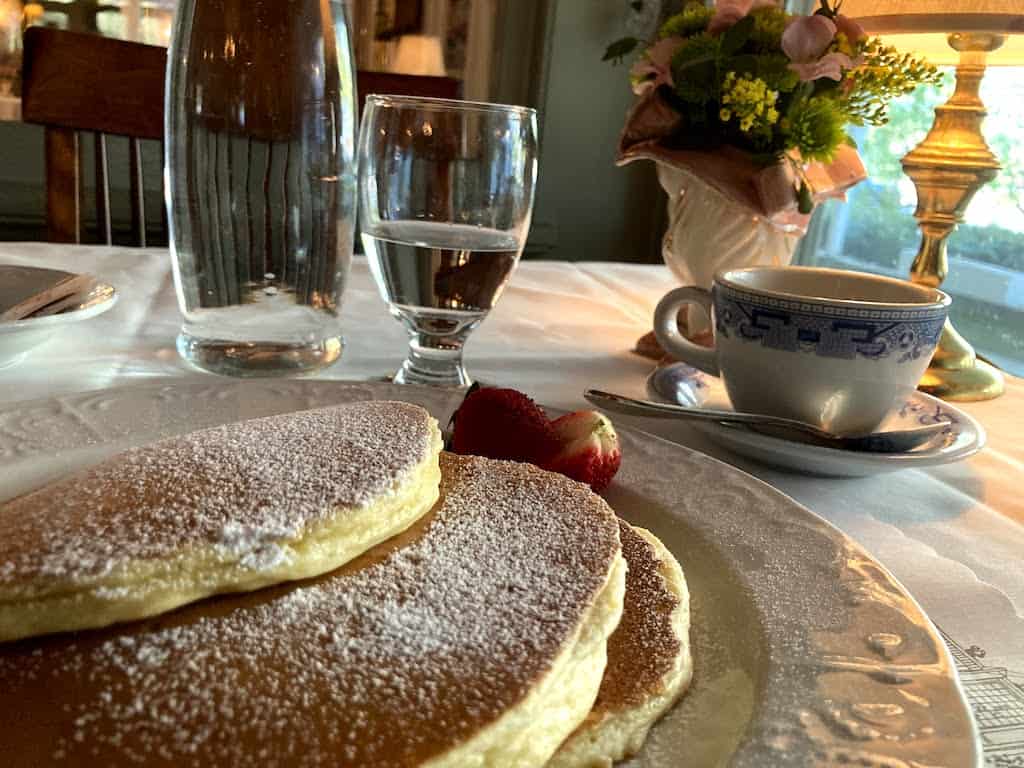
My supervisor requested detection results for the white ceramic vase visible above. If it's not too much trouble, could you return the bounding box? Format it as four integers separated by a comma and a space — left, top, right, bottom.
656, 162, 800, 334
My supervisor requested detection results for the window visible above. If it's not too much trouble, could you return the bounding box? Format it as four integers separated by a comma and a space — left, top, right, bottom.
796, 67, 1024, 377
25, 1, 175, 45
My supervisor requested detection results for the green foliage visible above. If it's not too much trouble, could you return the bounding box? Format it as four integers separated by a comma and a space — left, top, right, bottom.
798, 181, 814, 213
720, 15, 755, 57
842, 182, 1024, 273
753, 54, 800, 94
852, 78, 945, 183
659, 3, 713, 39
846, 66, 1024, 273
608, 0, 942, 170
603, 37, 640, 64
843, 184, 918, 269
671, 34, 721, 105
840, 39, 943, 126
748, 6, 787, 52
786, 96, 846, 161
952, 223, 1024, 270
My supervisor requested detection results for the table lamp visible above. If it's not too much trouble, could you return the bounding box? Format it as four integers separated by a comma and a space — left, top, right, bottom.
843, 0, 1024, 401
391, 34, 446, 77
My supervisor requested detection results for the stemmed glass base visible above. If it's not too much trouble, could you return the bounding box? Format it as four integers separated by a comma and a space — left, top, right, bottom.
394, 332, 473, 388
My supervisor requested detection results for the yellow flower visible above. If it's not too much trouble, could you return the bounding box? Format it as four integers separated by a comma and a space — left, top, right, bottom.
834, 32, 855, 57
718, 72, 781, 136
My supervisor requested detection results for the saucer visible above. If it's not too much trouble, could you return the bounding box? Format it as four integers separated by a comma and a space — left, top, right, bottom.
0, 279, 117, 369
646, 362, 986, 477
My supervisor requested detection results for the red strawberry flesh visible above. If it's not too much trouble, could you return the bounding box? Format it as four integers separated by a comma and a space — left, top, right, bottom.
543, 410, 622, 492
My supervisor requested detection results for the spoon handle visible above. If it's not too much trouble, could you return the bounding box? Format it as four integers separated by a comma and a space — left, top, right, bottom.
584, 389, 826, 439
584, 390, 947, 453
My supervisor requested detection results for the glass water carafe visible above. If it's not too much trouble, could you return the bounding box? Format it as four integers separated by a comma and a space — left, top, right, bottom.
166, 0, 357, 376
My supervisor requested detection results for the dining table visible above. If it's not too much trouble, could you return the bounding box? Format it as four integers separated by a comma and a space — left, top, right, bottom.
1, 241, 1022, 765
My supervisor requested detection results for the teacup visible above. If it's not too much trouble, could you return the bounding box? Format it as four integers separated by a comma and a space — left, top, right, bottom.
653, 266, 951, 436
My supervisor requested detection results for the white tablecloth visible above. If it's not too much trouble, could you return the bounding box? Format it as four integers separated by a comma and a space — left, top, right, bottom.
2, 243, 1023, 763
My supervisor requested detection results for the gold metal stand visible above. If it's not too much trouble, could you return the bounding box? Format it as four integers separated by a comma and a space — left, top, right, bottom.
901, 32, 1005, 401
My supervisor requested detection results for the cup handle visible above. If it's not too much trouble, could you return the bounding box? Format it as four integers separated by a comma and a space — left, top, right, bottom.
653, 286, 720, 377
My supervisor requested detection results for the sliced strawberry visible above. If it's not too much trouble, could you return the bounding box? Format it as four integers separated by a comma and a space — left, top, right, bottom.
450, 387, 559, 465
543, 410, 622, 492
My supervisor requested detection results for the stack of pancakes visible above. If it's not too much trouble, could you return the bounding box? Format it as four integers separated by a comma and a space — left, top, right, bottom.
0, 401, 692, 767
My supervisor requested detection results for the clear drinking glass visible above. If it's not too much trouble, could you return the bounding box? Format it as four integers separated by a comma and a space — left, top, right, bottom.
166, 0, 357, 376
358, 95, 538, 387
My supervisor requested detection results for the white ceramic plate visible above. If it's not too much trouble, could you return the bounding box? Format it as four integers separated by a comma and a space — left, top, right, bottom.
0, 279, 117, 369
0, 380, 981, 767
647, 362, 986, 477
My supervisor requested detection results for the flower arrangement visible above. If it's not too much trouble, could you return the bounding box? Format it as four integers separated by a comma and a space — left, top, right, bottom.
609, 0, 942, 214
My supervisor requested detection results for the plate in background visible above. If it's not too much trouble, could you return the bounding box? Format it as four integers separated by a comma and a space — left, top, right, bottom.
0, 279, 117, 369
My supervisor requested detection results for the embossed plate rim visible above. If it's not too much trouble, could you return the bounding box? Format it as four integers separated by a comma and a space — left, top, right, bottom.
0, 379, 982, 766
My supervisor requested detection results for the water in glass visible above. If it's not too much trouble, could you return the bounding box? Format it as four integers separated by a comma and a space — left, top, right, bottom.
363, 221, 519, 334
358, 96, 538, 386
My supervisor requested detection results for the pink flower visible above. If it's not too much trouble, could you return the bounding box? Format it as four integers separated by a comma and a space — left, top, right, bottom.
630, 37, 682, 96
782, 14, 855, 81
708, 0, 776, 35
789, 51, 854, 82
834, 13, 866, 43
782, 15, 836, 63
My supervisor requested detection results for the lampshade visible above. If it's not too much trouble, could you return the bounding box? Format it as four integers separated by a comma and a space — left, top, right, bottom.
391, 35, 446, 77
22, 3, 44, 26
842, 0, 1024, 66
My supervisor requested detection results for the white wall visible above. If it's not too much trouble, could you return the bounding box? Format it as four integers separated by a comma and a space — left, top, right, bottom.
528, 0, 663, 262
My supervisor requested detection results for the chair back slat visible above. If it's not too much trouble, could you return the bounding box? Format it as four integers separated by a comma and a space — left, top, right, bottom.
94, 133, 112, 245
44, 128, 80, 244
159, 140, 169, 240
128, 138, 147, 248
22, 26, 463, 247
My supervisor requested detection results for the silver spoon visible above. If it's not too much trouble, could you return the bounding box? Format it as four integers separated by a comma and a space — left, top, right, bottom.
584, 390, 948, 453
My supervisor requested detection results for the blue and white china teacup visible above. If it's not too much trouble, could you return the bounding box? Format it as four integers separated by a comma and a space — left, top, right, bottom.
653, 266, 951, 436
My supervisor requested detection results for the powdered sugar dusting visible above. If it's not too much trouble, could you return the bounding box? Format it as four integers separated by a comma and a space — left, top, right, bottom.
0, 402, 434, 591
216, 522, 297, 572
592, 521, 682, 712
0, 454, 621, 767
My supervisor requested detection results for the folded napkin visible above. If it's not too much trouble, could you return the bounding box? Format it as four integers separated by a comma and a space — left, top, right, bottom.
0, 266, 97, 322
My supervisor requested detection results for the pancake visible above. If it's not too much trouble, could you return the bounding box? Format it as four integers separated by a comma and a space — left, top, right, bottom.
549, 521, 692, 767
0, 402, 442, 642
0, 453, 626, 767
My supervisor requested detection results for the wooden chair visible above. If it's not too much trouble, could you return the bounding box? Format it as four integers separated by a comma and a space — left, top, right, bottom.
21, 27, 166, 246
356, 71, 462, 116
21, 26, 461, 247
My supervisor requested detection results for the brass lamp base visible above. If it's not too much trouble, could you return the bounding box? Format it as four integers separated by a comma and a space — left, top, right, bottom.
901, 32, 1007, 402
917, 320, 1005, 401
919, 359, 1005, 401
